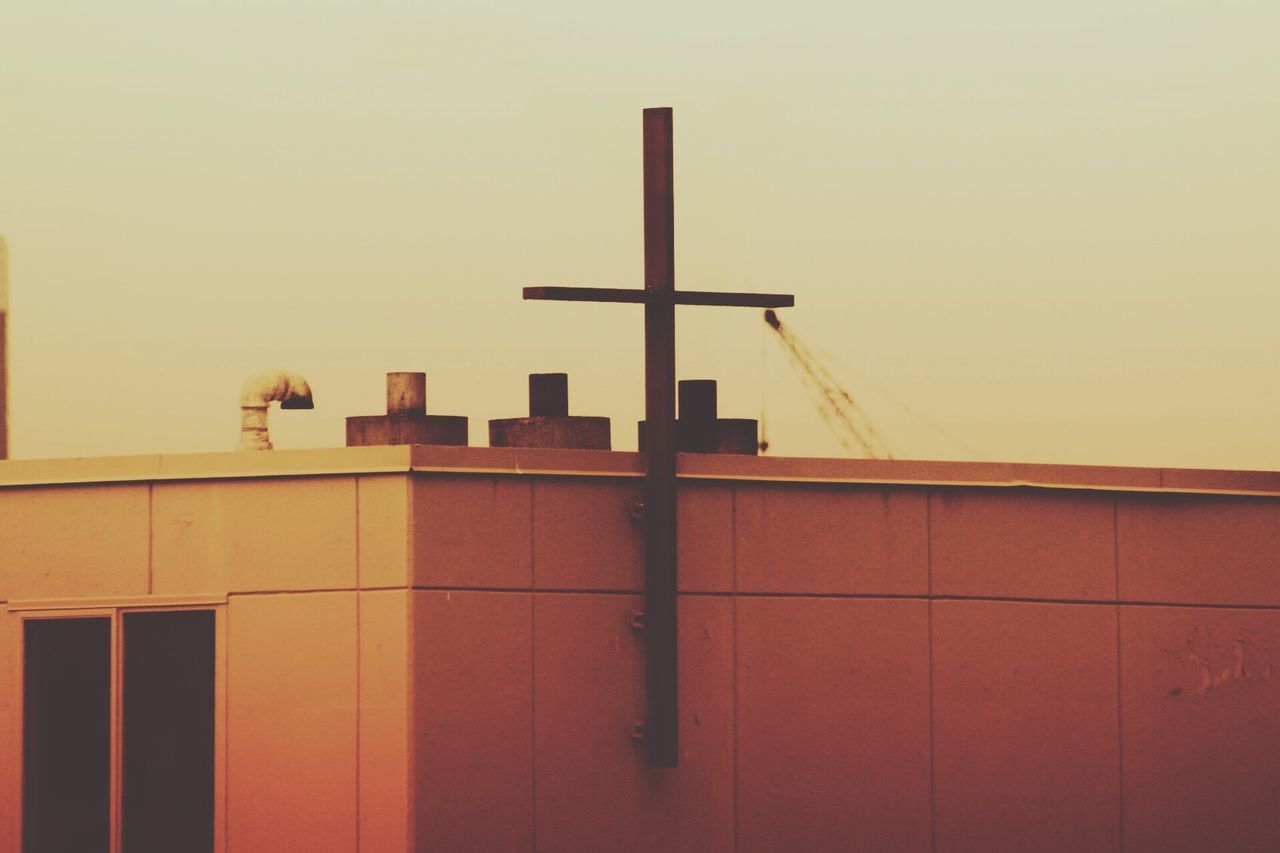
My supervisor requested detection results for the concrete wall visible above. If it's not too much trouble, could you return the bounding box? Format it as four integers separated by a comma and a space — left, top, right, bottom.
0, 473, 414, 852
1, 454, 1277, 852
408, 475, 1280, 853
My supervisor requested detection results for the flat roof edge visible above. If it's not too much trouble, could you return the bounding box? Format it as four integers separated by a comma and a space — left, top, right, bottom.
1, 444, 1279, 498
0, 445, 414, 487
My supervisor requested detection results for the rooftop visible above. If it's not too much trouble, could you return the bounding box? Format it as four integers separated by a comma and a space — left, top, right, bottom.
3, 445, 1279, 496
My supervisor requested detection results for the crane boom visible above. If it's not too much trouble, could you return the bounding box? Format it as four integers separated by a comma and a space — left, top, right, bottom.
764, 310, 894, 459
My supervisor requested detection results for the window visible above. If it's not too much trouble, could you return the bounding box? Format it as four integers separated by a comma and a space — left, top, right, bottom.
19, 607, 219, 853
23, 618, 112, 853
123, 611, 216, 852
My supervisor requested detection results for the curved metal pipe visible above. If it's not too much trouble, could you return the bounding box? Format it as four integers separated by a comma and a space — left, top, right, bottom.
237, 370, 314, 450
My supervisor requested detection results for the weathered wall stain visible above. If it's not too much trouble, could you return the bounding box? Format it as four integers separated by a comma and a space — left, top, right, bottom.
1166, 628, 1274, 698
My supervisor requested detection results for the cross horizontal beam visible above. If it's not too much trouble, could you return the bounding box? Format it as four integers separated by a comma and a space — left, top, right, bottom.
524, 285, 794, 309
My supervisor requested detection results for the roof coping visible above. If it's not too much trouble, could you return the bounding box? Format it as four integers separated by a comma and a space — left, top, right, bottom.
0, 444, 1278, 496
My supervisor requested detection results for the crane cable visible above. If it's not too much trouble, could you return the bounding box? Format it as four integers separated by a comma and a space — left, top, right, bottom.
763, 308, 991, 461
764, 309, 894, 459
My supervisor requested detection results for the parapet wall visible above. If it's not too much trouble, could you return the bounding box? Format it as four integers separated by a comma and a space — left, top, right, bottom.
0, 447, 1277, 851
405, 468, 1280, 853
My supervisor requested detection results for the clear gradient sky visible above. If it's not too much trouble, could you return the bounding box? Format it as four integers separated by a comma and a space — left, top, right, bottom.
2, 1, 1277, 468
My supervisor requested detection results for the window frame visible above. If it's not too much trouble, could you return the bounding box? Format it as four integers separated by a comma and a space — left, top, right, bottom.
9, 597, 227, 853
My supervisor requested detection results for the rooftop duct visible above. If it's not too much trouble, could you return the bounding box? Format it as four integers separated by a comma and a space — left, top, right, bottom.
489, 373, 611, 450
638, 379, 759, 455
237, 370, 314, 451
346, 372, 468, 446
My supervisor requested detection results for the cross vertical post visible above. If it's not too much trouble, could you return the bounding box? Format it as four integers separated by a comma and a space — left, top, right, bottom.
521, 108, 792, 769
642, 107, 679, 768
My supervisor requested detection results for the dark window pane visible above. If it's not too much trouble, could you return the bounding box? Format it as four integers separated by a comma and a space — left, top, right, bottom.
122, 610, 215, 853
23, 617, 112, 853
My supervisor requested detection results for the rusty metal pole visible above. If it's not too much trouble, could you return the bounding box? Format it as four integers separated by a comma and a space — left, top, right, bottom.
521, 109, 792, 766
642, 107, 679, 768
0, 236, 9, 460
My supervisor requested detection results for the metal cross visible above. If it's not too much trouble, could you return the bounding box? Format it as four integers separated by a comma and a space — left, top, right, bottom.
524, 108, 793, 767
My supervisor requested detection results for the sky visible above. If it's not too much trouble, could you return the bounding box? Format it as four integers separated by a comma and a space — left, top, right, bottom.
2, 0, 1277, 469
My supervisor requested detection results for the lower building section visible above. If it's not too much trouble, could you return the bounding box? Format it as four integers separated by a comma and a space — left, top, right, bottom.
1, 589, 1277, 852
405, 592, 1279, 853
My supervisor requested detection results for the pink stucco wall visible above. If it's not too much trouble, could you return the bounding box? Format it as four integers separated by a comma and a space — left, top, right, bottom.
0, 447, 1277, 851
407, 470, 1280, 852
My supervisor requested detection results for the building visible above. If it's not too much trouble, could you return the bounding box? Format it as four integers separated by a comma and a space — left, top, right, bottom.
2, 442, 1278, 851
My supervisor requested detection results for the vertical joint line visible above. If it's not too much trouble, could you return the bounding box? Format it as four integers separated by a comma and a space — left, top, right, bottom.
731, 484, 740, 852
1112, 495, 1120, 601
354, 593, 361, 850
147, 484, 154, 595
927, 487, 936, 852
354, 479, 361, 591
1113, 495, 1124, 851
530, 480, 538, 852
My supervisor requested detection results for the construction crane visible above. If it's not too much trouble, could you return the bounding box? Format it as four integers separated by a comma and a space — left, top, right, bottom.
763, 309, 894, 459
761, 309, 984, 461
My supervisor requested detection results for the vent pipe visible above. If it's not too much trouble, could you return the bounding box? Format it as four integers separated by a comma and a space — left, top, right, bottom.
345, 372, 469, 446
237, 370, 314, 450
638, 379, 759, 455
489, 373, 611, 450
